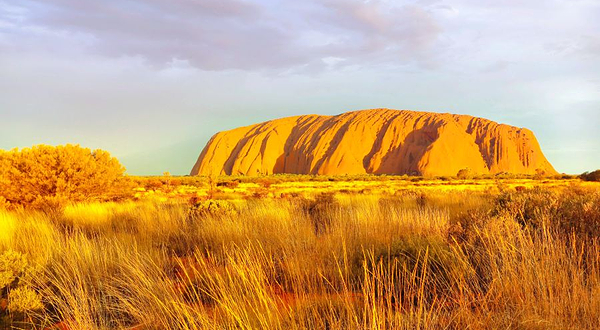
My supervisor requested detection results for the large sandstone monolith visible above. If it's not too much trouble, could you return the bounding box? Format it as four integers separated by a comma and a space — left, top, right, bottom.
191, 109, 557, 176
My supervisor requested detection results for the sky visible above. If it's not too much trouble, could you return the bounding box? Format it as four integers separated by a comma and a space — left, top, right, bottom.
1, 0, 599, 175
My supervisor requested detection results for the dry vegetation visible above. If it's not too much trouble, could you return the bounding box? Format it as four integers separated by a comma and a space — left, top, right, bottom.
0, 145, 128, 210
1, 145, 599, 329
1, 177, 599, 329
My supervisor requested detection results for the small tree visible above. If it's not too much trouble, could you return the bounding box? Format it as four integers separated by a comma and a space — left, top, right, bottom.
163, 171, 172, 187
456, 168, 473, 180
207, 171, 218, 199
0, 144, 128, 209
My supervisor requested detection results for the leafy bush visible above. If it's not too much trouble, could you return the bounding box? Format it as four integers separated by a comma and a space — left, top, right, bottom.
456, 168, 473, 179
552, 187, 600, 238
580, 170, 600, 182
493, 187, 557, 228
494, 186, 600, 239
0, 144, 128, 210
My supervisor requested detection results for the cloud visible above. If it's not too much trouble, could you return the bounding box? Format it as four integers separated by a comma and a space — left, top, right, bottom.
0, 0, 445, 71
306, 1, 443, 65
544, 34, 600, 59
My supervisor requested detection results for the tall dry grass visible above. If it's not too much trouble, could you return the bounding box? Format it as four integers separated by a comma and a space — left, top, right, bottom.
0, 186, 598, 329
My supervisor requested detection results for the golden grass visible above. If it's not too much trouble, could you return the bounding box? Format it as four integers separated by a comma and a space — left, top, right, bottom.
0, 181, 599, 329
0, 211, 18, 249
131, 176, 592, 202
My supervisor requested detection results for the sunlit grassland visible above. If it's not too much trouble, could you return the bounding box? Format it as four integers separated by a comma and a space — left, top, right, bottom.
132, 175, 591, 201
1, 178, 599, 329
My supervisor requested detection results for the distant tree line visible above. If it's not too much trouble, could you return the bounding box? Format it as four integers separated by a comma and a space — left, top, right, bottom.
579, 170, 600, 182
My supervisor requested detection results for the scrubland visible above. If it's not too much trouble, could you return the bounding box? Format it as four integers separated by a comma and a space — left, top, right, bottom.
1, 177, 599, 329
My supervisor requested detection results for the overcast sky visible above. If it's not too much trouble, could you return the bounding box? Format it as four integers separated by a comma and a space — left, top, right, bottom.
1, 0, 598, 175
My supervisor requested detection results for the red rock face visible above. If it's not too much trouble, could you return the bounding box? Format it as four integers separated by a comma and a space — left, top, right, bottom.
191, 109, 557, 176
